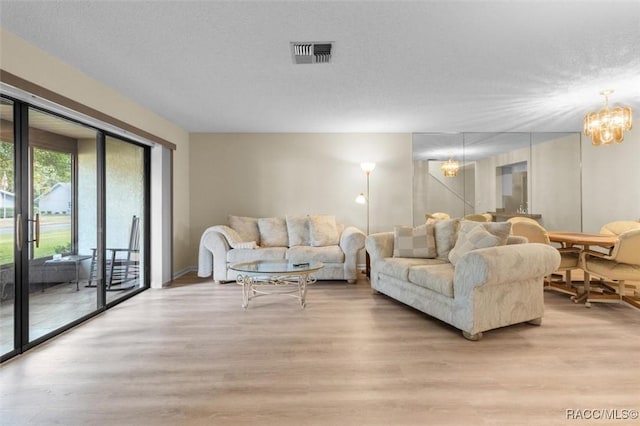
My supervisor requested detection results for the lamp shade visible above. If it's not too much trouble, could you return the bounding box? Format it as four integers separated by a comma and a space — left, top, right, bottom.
360, 162, 376, 174
355, 193, 367, 204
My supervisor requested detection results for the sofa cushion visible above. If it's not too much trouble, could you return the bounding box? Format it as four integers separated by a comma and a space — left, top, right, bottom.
377, 257, 447, 281
448, 225, 501, 265
393, 223, 436, 258
286, 215, 311, 247
408, 264, 455, 297
432, 218, 460, 260
471, 220, 512, 246
229, 215, 260, 244
227, 247, 287, 263
258, 217, 288, 247
309, 214, 340, 247
287, 245, 345, 263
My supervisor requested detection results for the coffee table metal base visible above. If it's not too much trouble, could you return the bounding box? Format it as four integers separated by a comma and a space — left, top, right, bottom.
236, 274, 317, 309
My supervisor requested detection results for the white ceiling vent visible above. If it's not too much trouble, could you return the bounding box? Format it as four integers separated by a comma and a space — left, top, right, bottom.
291, 42, 333, 64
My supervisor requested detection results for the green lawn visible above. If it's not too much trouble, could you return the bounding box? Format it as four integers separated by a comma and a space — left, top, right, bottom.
0, 233, 14, 265
0, 215, 71, 265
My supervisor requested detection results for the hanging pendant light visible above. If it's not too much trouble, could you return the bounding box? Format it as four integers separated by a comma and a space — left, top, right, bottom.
584, 89, 633, 146
441, 157, 460, 177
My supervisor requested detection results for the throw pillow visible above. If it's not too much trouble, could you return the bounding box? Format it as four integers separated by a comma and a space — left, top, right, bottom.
229, 215, 260, 244
454, 220, 512, 249
448, 225, 501, 265
432, 218, 461, 260
309, 214, 340, 247
286, 215, 311, 246
474, 221, 512, 245
258, 217, 289, 247
393, 223, 437, 258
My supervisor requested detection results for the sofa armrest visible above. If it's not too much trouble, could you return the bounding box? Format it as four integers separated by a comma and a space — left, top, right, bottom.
453, 243, 560, 296
340, 226, 366, 255
339, 226, 366, 281
365, 232, 394, 263
197, 226, 232, 279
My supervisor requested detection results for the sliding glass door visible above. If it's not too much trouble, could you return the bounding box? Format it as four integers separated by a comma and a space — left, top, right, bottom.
0, 98, 16, 356
1, 96, 150, 362
105, 135, 146, 304
27, 107, 99, 342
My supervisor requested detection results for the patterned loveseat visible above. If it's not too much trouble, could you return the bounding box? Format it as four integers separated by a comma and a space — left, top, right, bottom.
366, 219, 560, 340
198, 215, 365, 283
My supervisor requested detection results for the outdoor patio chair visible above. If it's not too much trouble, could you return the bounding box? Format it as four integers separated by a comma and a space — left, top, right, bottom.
88, 215, 140, 290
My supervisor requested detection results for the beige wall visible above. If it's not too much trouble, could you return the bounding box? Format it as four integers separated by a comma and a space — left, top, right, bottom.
0, 28, 191, 279
530, 134, 581, 231
189, 133, 413, 265
582, 125, 640, 232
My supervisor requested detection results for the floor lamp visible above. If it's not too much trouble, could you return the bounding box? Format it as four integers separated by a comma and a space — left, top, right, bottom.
356, 162, 375, 277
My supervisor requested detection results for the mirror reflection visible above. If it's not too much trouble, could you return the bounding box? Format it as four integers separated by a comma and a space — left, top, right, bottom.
413, 132, 582, 232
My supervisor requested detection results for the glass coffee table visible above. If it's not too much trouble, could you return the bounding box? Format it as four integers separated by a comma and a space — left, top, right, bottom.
229, 260, 324, 309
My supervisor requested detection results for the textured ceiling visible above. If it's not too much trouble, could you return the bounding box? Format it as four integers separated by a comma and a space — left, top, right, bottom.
1, 1, 639, 134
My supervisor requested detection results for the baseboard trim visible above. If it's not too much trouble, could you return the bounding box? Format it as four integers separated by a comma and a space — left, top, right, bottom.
173, 266, 197, 280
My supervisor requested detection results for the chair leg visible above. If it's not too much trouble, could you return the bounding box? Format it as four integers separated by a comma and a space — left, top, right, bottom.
617, 280, 626, 302
88, 250, 98, 287
572, 271, 590, 305
107, 251, 116, 289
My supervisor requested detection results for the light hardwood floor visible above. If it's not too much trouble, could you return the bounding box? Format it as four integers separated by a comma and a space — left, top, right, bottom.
1, 272, 639, 426
0, 279, 141, 354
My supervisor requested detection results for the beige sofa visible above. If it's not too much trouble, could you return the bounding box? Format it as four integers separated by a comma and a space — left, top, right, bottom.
365, 219, 560, 340
198, 214, 366, 283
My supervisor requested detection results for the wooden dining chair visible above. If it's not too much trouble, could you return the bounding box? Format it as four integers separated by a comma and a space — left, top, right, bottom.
580, 228, 640, 309
510, 221, 580, 295
599, 220, 640, 236
425, 212, 450, 221
463, 214, 490, 222
506, 216, 539, 225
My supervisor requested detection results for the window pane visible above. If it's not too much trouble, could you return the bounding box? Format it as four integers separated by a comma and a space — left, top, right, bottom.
32, 147, 72, 258
28, 108, 98, 342
0, 98, 15, 356
105, 136, 145, 303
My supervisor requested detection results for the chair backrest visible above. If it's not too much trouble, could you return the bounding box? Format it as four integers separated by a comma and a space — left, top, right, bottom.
599, 220, 640, 236
480, 213, 493, 222
426, 212, 450, 221
510, 221, 550, 244
608, 228, 640, 265
464, 214, 489, 222
128, 215, 140, 251
507, 216, 539, 225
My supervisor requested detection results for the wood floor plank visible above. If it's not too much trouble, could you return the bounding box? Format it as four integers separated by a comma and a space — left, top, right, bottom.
1, 272, 640, 425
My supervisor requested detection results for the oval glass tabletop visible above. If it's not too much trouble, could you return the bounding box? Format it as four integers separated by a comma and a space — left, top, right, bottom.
229, 260, 324, 274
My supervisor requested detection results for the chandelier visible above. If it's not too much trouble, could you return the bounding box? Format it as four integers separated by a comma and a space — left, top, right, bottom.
583, 89, 633, 146
441, 157, 460, 177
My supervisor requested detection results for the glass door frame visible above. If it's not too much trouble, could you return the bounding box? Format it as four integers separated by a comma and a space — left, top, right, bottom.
1, 95, 151, 362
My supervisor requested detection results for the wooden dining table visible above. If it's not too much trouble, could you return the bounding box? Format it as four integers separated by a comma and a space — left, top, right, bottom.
546, 231, 618, 305
547, 231, 617, 250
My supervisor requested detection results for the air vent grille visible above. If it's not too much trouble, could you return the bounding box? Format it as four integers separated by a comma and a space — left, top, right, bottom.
291, 42, 333, 64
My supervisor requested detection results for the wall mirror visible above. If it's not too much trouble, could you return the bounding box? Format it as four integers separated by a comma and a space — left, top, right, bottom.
413, 132, 582, 232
